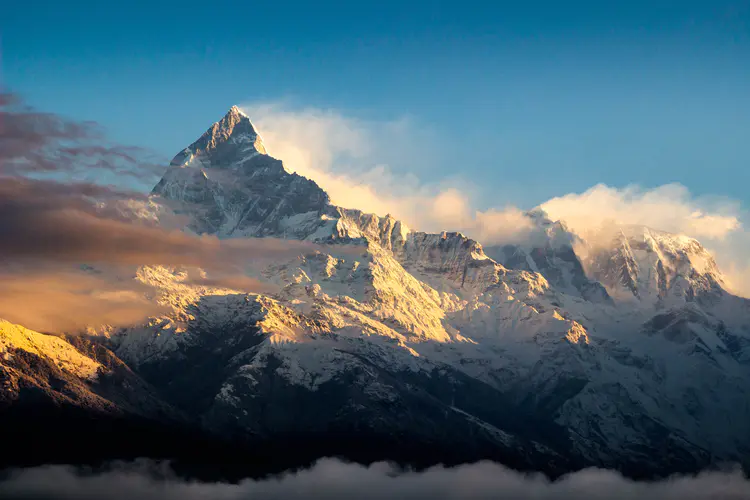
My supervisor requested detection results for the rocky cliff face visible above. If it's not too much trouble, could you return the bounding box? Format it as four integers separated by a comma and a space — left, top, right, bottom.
584, 225, 728, 307
4, 106, 750, 478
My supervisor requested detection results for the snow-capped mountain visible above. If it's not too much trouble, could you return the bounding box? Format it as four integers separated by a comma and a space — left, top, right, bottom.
3, 106, 749, 477
152, 106, 331, 238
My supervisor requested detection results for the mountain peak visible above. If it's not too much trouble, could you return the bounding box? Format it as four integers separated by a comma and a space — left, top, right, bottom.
226, 105, 255, 126
228, 104, 248, 118
167, 106, 267, 167
152, 103, 332, 236
215, 105, 266, 153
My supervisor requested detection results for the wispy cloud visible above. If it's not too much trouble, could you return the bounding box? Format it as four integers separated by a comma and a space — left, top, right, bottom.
0, 177, 323, 269
540, 183, 742, 241
0, 92, 163, 184
243, 102, 536, 244
0, 458, 747, 500
0, 267, 167, 334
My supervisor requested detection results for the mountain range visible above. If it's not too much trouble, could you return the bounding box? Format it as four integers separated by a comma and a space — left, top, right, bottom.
2, 106, 749, 479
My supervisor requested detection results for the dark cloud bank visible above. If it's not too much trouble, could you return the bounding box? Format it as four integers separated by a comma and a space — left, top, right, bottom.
0, 458, 747, 500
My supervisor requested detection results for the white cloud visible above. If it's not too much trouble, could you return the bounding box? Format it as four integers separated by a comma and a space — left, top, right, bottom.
540, 183, 742, 241
1, 458, 747, 500
241, 103, 749, 297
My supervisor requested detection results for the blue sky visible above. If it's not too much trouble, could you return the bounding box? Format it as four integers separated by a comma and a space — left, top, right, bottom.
2, 0, 749, 209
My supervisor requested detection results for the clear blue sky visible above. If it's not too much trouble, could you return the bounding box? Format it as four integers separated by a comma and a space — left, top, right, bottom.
2, 0, 749, 208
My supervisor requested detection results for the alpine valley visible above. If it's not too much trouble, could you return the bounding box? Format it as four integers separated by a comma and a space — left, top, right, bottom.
2, 107, 749, 480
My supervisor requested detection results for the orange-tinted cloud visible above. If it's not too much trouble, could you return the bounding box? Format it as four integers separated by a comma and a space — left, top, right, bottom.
0, 266, 167, 334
